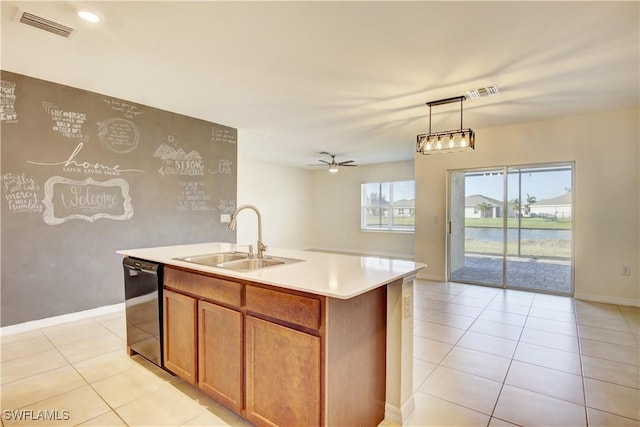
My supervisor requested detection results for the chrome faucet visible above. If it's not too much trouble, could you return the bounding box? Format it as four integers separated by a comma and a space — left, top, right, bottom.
228, 204, 267, 259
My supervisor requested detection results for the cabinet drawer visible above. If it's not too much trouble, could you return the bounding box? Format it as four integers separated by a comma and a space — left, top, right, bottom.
246, 285, 321, 330
165, 267, 242, 307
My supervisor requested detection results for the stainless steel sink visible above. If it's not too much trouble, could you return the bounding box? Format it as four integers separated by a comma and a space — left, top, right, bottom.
174, 251, 248, 267
174, 252, 302, 271
217, 256, 302, 272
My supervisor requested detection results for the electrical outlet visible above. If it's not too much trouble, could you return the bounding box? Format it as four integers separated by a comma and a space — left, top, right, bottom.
403, 294, 412, 319
220, 214, 231, 223
621, 266, 630, 276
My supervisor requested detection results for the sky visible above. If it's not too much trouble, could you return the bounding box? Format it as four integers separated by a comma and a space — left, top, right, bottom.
464, 166, 572, 201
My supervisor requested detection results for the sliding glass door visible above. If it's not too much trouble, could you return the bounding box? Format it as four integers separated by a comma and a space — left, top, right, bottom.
448, 163, 573, 295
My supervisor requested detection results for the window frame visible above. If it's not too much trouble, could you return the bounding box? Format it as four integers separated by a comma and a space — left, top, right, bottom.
360, 180, 415, 233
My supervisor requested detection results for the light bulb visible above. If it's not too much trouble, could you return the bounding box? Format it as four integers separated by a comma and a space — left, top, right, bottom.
460, 133, 468, 147
448, 135, 455, 148
77, 9, 102, 22
426, 142, 433, 151
329, 165, 339, 173
436, 137, 442, 150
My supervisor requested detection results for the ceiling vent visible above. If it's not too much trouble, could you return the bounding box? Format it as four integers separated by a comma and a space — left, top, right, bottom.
14, 9, 77, 38
466, 85, 500, 99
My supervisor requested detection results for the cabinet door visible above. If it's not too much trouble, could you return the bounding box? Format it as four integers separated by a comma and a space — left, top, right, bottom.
245, 316, 321, 427
198, 300, 243, 412
163, 289, 197, 384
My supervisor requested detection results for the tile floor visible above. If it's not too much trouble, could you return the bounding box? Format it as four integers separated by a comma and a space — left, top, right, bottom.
0, 279, 638, 426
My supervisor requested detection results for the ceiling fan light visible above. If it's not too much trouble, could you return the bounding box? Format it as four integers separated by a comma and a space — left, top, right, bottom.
328, 165, 339, 173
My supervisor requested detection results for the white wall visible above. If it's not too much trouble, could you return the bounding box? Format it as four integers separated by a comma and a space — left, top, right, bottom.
236, 158, 313, 250
415, 108, 640, 306
311, 161, 415, 259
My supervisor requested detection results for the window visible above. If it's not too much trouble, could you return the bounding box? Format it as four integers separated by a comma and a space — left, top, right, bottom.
361, 180, 415, 232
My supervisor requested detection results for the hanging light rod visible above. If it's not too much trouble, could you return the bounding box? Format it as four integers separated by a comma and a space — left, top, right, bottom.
416, 95, 475, 155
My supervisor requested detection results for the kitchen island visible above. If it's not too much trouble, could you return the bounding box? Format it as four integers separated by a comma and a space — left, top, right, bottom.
118, 242, 425, 427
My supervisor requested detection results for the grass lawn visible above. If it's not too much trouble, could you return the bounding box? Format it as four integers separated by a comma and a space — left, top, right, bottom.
465, 217, 571, 230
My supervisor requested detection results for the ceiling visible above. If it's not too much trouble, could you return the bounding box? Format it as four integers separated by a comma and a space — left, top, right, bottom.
1, 1, 638, 168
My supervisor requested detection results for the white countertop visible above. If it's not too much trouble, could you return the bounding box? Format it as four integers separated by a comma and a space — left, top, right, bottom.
117, 242, 425, 299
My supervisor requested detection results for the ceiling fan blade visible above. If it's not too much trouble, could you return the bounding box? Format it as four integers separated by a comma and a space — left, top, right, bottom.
341, 164, 357, 167
307, 164, 328, 166
318, 160, 330, 165
338, 160, 355, 165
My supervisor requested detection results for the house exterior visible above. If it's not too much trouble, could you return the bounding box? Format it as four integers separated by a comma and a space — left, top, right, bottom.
465, 194, 502, 218
530, 192, 572, 219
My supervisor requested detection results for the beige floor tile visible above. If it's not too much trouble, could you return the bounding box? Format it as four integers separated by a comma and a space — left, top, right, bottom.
72, 350, 139, 383
0, 330, 46, 345
0, 365, 86, 410
486, 300, 531, 315
448, 295, 491, 308
494, 385, 586, 427
505, 360, 585, 405
469, 319, 523, 341
578, 325, 639, 347
459, 287, 500, 300
582, 355, 640, 389
494, 289, 535, 303
423, 310, 476, 329
415, 294, 449, 308
575, 301, 625, 320
404, 392, 490, 427
524, 316, 578, 336
488, 417, 520, 427
4, 385, 110, 426
413, 358, 438, 391
520, 328, 580, 353
528, 306, 576, 323
181, 410, 240, 427
418, 291, 455, 302
513, 342, 582, 375
584, 378, 640, 420
587, 407, 640, 426
413, 307, 439, 322
580, 338, 640, 366
91, 365, 167, 408
457, 331, 518, 358
181, 404, 254, 426
54, 333, 125, 364
116, 383, 209, 426
414, 321, 465, 345
439, 303, 484, 318
479, 309, 527, 327
531, 299, 575, 313
1, 348, 69, 384
1, 334, 55, 363
418, 366, 502, 415
577, 312, 633, 332
77, 411, 127, 426
95, 316, 126, 339
41, 320, 115, 347
414, 336, 453, 364
441, 347, 511, 382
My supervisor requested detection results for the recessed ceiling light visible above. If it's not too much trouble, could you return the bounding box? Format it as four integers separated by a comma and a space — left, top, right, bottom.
76, 9, 102, 23
466, 85, 500, 99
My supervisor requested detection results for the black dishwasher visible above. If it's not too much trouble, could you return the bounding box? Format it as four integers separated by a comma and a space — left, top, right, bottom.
123, 257, 164, 367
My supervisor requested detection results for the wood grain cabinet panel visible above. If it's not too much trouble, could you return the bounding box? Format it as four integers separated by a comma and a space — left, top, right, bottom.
246, 285, 321, 330
163, 289, 197, 384
165, 266, 242, 307
245, 315, 321, 427
198, 300, 243, 412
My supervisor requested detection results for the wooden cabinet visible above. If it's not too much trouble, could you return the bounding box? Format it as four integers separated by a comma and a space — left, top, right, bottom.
245, 315, 321, 427
198, 300, 243, 412
161, 266, 387, 427
163, 289, 197, 385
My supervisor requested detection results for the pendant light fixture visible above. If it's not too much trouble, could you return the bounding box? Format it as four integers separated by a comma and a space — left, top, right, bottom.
416, 96, 475, 155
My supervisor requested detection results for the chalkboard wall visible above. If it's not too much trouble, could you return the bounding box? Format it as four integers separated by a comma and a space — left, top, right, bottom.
1, 71, 237, 327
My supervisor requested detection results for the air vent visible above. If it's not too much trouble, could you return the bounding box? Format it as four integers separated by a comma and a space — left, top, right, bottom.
14, 9, 77, 38
466, 85, 500, 99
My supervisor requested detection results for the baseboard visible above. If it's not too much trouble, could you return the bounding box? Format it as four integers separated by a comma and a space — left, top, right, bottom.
305, 247, 414, 261
573, 293, 640, 308
1, 302, 125, 336
382, 396, 416, 426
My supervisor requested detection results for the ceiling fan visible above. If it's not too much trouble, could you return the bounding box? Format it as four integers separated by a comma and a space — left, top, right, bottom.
308, 152, 358, 173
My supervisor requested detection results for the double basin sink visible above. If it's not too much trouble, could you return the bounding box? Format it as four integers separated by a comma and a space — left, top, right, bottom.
174, 251, 302, 272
